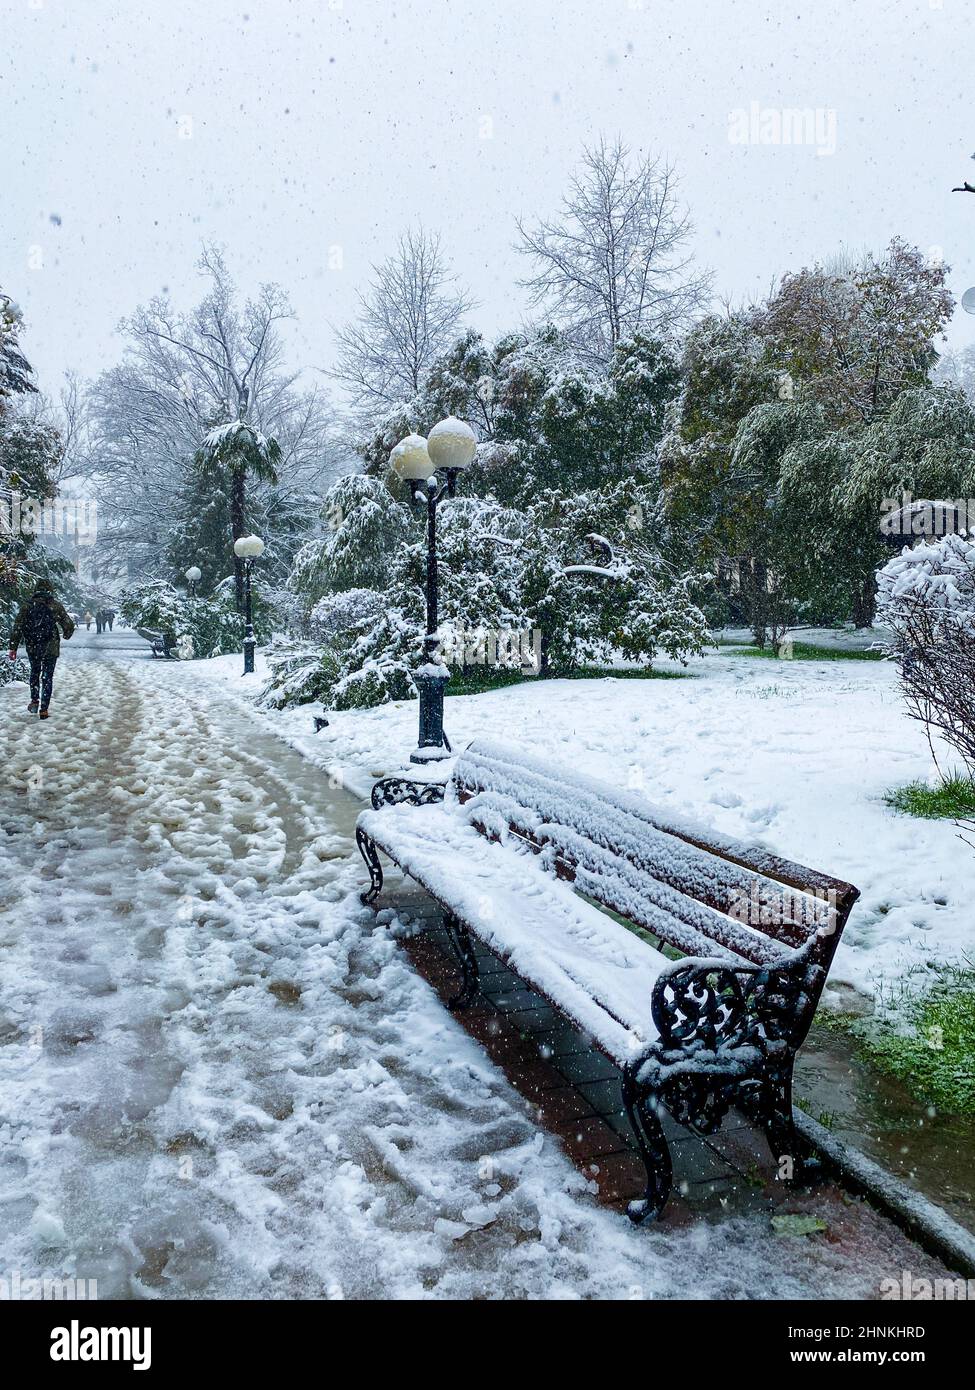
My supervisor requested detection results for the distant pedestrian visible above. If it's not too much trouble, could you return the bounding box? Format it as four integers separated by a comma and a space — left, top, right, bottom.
84, 610, 93, 630
7, 580, 75, 719
95, 609, 104, 634
106, 609, 115, 632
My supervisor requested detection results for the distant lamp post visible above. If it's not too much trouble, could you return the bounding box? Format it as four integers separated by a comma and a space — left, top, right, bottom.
185, 565, 202, 597
390, 419, 477, 764
233, 534, 264, 675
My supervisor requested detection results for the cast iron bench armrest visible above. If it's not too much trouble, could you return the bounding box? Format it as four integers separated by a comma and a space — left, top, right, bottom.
648, 942, 822, 1058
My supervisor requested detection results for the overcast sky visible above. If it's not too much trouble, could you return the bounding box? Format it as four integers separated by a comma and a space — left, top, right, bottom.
3, 0, 975, 400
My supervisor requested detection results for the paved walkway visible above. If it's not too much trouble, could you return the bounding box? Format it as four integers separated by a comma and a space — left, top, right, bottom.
0, 641, 958, 1298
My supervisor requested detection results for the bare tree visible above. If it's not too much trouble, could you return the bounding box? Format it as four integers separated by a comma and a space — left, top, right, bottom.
331, 228, 474, 420
16, 371, 88, 489
84, 245, 338, 581
878, 534, 975, 780
516, 137, 710, 364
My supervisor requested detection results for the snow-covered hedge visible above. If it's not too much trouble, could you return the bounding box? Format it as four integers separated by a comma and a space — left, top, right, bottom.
119, 580, 270, 659
877, 534, 975, 774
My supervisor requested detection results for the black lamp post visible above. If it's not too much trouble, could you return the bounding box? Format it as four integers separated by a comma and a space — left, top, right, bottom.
390, 420, 477, 764
185, 565, 201, 597
233, 534, 264, 675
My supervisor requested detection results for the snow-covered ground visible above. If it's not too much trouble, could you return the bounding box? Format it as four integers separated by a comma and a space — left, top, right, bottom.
192, 645, 973, 1006
0, 637, 955, 1298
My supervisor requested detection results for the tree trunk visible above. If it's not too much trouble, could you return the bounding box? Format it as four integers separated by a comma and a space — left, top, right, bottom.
851, 572, 876, 630
749, 557, 768, 647
231, 465, 246, 611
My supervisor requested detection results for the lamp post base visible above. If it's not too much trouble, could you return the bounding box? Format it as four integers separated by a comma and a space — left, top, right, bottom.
243, 636, 256, 676
410, 744, 452, 765
412, 662, 450, 763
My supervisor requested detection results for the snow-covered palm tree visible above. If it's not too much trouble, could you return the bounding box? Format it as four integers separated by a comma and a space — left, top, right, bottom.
195, 405, 281, 608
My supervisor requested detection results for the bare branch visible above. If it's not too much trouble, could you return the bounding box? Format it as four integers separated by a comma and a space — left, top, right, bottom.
515, 136, 710, 364
330, 227, 474, 420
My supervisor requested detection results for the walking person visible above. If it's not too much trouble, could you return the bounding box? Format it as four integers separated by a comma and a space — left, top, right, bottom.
7, 579, 75, 720
84, 609, 93, 630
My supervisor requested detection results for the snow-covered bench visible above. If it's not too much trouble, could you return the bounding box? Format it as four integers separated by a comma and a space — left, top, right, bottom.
137, 627, 177, 659
355, 738, 860, 1223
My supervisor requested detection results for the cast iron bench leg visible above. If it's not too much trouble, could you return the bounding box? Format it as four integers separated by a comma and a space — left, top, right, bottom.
356, 828, 384, 905
443, 913, 480, 1011
621, 1061, 673, 1223
753, 1059, 822, 1183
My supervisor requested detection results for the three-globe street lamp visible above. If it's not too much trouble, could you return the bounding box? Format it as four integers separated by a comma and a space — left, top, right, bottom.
390, 417, 477, 764
233, 534, 265, 675
185, 565, 202, 597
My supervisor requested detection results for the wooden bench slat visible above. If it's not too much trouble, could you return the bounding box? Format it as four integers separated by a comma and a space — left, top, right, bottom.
463, 805, 790, 965
455, 740, 858, 952
359, 804, 672, 1063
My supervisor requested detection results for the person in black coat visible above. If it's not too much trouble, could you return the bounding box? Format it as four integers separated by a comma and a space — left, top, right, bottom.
7, 580, 76, 718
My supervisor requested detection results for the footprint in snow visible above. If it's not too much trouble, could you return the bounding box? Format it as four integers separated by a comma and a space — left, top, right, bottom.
709, 791, 743, 809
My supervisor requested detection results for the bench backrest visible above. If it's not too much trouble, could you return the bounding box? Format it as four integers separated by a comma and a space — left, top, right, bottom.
452, 738, 859, 1003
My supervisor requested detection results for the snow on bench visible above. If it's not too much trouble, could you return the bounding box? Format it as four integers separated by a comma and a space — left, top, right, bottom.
356, 738, 860, 1223
136, 627, 177, 659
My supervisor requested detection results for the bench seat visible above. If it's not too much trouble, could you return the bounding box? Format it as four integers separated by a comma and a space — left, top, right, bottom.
359, 800, 677, 1064
356, 738, 859, 1223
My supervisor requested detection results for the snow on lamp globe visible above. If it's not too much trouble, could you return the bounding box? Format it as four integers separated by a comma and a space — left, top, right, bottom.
390, 433, 435, 503
427, 416, 477, 486
233, 535, 265, 559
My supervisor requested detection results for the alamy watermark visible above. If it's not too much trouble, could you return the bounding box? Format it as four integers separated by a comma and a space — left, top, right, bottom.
881, 1270, 975, 1300
0, 1269, 97, 1300
728, 102, 837, 157
880, 492, 975, 540
728, 884, 839, 935
440, 625, 542, 675
0, 491, 98, 544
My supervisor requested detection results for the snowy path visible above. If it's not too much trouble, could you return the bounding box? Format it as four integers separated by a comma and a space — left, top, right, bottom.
0, 651, 952, 1298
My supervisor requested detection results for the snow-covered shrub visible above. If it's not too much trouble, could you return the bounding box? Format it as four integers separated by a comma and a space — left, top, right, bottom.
309, 587, 387, 641
0, 654, 30, 688
260, 589, 388, 710
877, 534, 975, 774
288, 474, 413, 620
268, 481, 709, 710
119, 580, 269, 659
524, 484, 711, 670
259, 638, 342, 710
328, 496, 537, 705
330, 603, 422, 710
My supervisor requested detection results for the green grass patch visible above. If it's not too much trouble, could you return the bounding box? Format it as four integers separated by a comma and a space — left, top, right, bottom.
883, 775, 975, 820
855, 967, 975, 1116
445, 668, 526, 697
445, 664, 691, 697
724, 640, 884, 662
